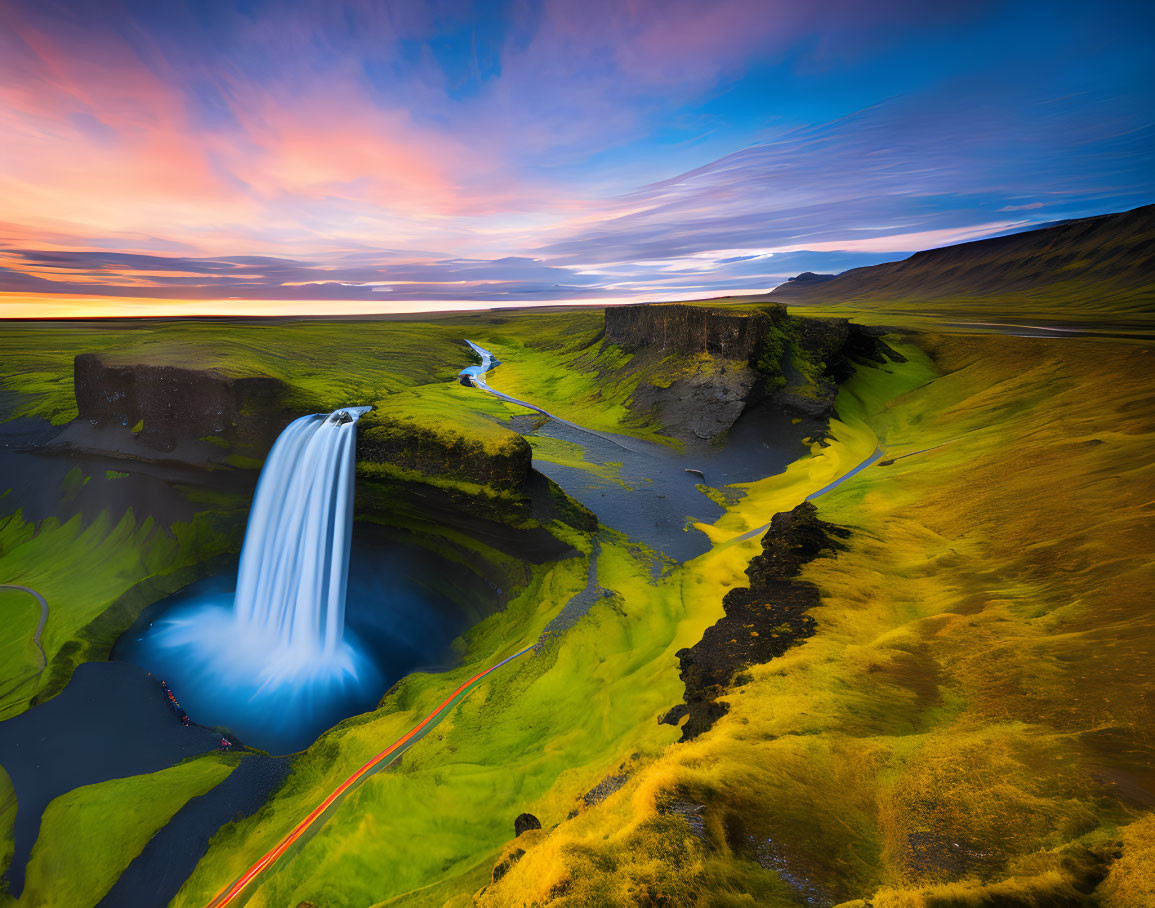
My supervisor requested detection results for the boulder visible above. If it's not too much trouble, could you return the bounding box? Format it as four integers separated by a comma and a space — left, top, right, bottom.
514, 813, 542, 836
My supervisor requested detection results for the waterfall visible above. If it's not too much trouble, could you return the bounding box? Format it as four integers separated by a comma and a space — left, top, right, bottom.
233, 406, 371, 663
118, 404, 387, 752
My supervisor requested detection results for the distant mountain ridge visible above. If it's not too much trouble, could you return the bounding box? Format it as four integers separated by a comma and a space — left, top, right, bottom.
771, 204, 1155, 315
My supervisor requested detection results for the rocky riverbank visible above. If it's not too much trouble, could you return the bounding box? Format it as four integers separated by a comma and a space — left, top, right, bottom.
661, 502, 850, 740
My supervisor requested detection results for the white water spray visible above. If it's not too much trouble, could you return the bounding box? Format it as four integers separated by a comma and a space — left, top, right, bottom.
120, 404, 393, 752
233, 406, 371, 664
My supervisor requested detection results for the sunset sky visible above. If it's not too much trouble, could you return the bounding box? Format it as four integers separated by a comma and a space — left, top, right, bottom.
1, 0, 1153, 316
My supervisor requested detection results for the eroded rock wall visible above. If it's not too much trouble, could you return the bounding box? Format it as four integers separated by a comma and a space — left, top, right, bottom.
661, 502, 849, 740
604, 303, 787, 361
604, 304, 906, 440
73, 353, 289, 454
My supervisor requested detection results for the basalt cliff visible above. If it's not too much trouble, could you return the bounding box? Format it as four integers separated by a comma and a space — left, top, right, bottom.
603, 303, 904, 442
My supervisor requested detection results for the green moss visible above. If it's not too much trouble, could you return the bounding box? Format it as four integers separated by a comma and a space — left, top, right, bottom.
223, 453, 263, 470
104, 470, 129, 480
694, 483, 742, 507
527, 435, 625, 486
20, 754, 236, 908
0, 588, 43, 711
752, 320, 793, 389
0, 506, 241, 720
59, 467, 89, 498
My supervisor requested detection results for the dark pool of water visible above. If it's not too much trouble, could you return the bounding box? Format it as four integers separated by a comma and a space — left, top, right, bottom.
520, 399, 814, 561
0, 661, 223, 897
96, 754, 290, 908
113, 532, 497, 755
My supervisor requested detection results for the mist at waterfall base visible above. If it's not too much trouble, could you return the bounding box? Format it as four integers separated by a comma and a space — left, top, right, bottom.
118, 406, 478, 755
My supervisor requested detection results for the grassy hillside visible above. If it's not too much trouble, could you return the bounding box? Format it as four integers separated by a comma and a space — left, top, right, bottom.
14, 754, 236, 908
163, 342, 916, 908
2, 286, 1153, 905
769, 204, 1155, 325
480, 331, 1155, 906
0, 311, 662, 440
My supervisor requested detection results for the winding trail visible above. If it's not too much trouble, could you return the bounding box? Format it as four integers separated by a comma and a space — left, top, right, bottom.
204, 643, 536, 908
200, 346, 888, 905
0, 583, 48, 669
724, 446, 886, 547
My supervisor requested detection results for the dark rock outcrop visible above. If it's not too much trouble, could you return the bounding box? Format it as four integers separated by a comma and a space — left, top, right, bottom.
604, 304, 790, 443
629, 361, 759, 441
490, 848, 526, 883
602, 304, 905, 441
582, 774, 628, 808
72, 353, 290, 456
662, 502, 849, 740
514, 813, 542, 836
357, 413, 533, 494
605, 303, 786, 360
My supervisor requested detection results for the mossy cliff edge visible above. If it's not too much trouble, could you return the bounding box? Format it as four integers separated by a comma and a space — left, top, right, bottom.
73, 352, 291, 455
476, 331, 1155, 908
603, 302, 904, 441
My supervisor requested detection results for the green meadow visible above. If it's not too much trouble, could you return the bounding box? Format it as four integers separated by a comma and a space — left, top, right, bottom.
0, 301, 1152, 906
16, 754, 237, 908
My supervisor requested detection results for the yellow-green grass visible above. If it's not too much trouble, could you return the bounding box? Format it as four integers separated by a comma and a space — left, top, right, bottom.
460, 311, 671, 443
0, 320, 470, 425
480, 332, 1155, 905
0, 504, 241, 719
170, 513, 774, 908
526, 435, 626, 486
786, 292, 1155, 334
0, 589, 42, 700
165, 339, 912, 907
367, 381, 521, 454
5, 308, 1152, 904
0, 313, 665, 442
17, 754, 236, 908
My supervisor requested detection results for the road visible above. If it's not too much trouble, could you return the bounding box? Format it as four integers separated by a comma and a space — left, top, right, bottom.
203, 643, 536, 908
724, 446, 886, 547
0, 583, 48, 669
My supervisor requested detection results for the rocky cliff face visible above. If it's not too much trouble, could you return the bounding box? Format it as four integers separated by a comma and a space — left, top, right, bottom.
661, 502, 849, 740
357, 412, 533, 494
354, 410, 595, 567
604, 303, 788, 361
604, 304, 905, 441
73, 353, 290, 455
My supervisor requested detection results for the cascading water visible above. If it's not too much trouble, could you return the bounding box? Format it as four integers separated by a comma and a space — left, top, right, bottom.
119, 407, 384, 753
234, 406, 371, 674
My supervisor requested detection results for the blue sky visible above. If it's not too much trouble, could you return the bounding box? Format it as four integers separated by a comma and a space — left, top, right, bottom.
0, 0, 1152, 314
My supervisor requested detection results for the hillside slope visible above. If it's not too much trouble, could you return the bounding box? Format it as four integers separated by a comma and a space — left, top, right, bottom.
771, 204, 1155, 321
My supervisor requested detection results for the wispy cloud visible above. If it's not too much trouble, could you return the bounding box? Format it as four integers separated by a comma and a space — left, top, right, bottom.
0, 0, 1152, 314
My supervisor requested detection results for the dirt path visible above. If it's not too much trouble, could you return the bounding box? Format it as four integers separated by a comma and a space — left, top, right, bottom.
461, 340, 640, 453
1, 583, 48, 669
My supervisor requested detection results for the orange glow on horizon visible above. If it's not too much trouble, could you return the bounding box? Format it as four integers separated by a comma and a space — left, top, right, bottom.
0, 288, 779, 319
